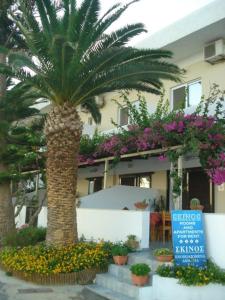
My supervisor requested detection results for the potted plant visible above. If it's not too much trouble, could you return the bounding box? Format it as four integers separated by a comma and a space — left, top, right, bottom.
153, 248, 173, 262
125, 235, 140, 251
190, 198, 204, 211
111, 244, 128, 265
134, 199, 149, 210
130, 263, 151, 286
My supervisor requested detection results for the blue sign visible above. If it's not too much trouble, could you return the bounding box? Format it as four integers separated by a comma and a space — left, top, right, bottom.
171, 210, 207, 267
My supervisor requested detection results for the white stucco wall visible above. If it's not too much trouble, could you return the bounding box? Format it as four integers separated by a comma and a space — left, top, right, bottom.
15, 207, 26, 228
77, 208, 150, 248
152, 275, 225, 300
36, 207, 149, 249
204, 213, 225, 268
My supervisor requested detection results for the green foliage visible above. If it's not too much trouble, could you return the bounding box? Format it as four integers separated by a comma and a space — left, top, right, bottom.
80, 131, 106, 156
2, 226, 46, 247
130, 263, 151, 276
190, 198, 200, 207
111, 244, 128, 256
124, 235, 139, 251
1, 0, 181, 122
156, 261, 225, 286
153, 248, 173, 256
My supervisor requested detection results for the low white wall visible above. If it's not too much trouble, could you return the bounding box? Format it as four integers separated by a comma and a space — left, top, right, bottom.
37, 207, 150, 249
77, 208, 150, 248
204, 213, 225, 268
152, 275, 225, 300
15, 207, 26, 228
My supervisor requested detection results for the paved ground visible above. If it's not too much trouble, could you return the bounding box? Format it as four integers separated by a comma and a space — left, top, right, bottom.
0, 270, 85, 300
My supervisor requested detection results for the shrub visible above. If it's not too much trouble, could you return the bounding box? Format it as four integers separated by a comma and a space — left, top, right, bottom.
0, 242, 111, 275
130, 263, 151, 276
156, 260, 225, 286
2, 226, 46, 247
124, 235, 139, 251
111, 244, 128, 256
153, 248, 173, 256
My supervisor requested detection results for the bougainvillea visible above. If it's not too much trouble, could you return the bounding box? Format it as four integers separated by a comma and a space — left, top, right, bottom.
79, 88, 225, 192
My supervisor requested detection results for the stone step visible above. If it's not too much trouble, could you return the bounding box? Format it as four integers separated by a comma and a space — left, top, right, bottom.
127, 252, 171, 272
83, 285, 135, 300
108, 264, 132, 282
95, 273, 152, 299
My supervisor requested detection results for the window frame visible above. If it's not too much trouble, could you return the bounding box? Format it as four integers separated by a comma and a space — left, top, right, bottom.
118, 106, 129, 126
171, 79, 202, 110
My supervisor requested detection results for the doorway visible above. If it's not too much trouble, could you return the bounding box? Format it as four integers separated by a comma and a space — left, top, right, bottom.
182, 168, 214, 212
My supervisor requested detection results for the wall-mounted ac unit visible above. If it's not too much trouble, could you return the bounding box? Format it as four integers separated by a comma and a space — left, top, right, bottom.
204, 39, 225, 64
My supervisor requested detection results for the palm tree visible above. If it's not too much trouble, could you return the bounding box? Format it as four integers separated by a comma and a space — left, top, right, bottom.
0, 0, 182, 245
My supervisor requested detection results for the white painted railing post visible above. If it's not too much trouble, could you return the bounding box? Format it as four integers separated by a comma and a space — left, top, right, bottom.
176, 155, 183, 210
103, 159, 109, 189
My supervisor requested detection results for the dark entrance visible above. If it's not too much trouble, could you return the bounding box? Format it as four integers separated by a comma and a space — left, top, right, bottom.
182, 168, 214, 212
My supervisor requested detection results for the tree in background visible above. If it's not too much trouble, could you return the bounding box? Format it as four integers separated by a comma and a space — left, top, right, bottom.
0, 0, 37, 238
0, 0, 182, 245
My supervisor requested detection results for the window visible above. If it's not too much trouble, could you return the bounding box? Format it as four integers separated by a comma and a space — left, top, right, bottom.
88, 177, 103, 194
172, 80, 202, 110
120, 173, 152, 188
88, 117, 93, 125
119, 106, 129, 126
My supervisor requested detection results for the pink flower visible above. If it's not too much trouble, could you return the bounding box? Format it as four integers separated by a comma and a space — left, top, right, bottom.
164, 121, 177, 132
158, 154, 167, 162
210, 168, 225, 185
120, 146, 128, 154
144, 127, 151, 134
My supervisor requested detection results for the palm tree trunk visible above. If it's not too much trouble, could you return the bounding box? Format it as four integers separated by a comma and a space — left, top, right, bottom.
45, 103, 82, 246
0, 164, 15, 239
0, 53, 15, 239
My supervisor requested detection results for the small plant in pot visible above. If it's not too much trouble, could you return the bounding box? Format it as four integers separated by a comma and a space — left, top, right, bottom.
111, 244, 128, 265
125, 235, 139, 251
153, 248, 173, 262
130, 263, 151, 286
190, 198, 204, 211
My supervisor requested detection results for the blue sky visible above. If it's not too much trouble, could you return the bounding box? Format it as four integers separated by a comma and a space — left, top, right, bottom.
77, 0, 216, 44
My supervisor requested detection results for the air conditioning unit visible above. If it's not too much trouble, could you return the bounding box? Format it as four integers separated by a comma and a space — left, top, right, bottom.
204, 39, 225, 64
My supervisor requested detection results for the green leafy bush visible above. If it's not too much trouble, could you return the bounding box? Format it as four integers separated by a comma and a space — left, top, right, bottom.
156, 261, 225, 286
2, 226, 46, 247
153, 248, 173, 256
130, 263, 151, 276
111, 244, 128, 256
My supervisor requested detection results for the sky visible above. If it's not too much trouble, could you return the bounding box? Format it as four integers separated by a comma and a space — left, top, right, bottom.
77, 0, 216, 44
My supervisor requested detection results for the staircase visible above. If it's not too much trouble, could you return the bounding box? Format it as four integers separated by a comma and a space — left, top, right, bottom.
83, 251, 164, 300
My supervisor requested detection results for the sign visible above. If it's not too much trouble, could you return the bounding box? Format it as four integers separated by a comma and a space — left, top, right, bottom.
171, 210, 207, 267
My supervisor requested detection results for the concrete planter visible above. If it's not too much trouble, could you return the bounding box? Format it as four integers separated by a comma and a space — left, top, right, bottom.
152, 275, 225, 300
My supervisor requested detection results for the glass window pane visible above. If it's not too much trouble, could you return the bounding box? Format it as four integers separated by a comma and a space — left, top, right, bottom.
172, 86, 186, 110
139, 176, 151, 188
119, 107, 129, 126
188, 81, 202, 106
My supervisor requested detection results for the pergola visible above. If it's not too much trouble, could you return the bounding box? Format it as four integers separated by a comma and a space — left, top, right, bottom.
79, 145, 183, 210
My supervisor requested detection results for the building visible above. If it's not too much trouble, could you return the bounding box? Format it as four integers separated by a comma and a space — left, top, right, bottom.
76, 0, 225, 213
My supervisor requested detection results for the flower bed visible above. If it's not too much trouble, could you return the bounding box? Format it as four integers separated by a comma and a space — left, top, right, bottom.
0, 242, 111, 284
156, 261, 225, 286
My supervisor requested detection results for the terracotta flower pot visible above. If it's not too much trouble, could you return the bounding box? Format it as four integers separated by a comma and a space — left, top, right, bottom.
190, 205, 204, 211
155, 255, 173, 262
113, 256, 128, 265
131, 274, 149, 286
134, 203, 148, 210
